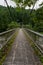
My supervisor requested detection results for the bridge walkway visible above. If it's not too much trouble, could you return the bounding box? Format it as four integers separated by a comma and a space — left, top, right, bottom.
3, 29, 41, 65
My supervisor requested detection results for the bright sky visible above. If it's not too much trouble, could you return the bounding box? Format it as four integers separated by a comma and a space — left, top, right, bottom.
25, 0, 43, 9
34, 0, 43, 9
0, 0, 43, 9
0, 0, 17, 7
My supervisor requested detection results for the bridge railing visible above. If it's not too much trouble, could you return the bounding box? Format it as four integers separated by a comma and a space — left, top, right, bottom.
0, 29, 16, 49
25, 29, 43, 54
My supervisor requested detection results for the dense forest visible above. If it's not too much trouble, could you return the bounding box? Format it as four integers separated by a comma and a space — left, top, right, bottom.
0, 5, 43, 32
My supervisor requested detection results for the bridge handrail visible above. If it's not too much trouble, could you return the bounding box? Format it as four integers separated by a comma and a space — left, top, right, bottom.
26, 29, 43, 37
25, 28, 43, 54
0, 28, 16, 49
0, 29, 15, 36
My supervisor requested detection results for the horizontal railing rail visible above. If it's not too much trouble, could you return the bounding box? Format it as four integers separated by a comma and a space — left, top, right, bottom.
0, 29, 16, 49
0, 29, 15, 35
24, 29, 43, 54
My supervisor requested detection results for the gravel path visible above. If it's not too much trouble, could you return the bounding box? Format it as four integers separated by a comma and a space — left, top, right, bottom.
3, 29, 41, 65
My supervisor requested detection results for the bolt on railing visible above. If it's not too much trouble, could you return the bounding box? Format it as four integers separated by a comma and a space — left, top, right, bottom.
25, 29, 43, 54
0, 29, 16, 49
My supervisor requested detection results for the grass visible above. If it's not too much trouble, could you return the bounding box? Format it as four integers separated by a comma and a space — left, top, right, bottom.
0, 30, 18, 65
23, 30, 43, 64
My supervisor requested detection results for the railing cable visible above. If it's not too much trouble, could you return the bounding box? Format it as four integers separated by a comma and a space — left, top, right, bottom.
4, 0, 14, 21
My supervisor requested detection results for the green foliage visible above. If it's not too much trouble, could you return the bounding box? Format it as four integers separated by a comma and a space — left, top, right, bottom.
0, 6, 11, 32
0, 6, 20, 32
12, 0, 37, 7
24, 6, 43, 32
23, 25, 32, 29
35, 7, 43, 32
0, 5, 43, 32
8, 22, 20, 29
